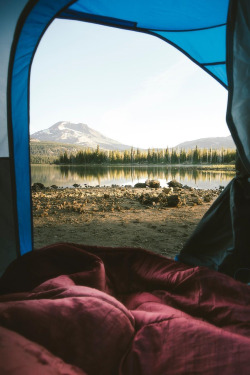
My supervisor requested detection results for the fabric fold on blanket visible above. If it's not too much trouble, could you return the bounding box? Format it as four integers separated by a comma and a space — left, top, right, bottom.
1, 243, 250, 374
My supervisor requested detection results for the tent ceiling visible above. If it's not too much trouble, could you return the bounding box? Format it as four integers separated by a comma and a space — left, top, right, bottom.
58, 0, 230, 87
68, 0, 229, 31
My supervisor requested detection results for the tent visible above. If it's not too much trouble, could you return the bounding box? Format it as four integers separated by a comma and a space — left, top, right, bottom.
2, 0, 250, 276
1, 1, 250, 373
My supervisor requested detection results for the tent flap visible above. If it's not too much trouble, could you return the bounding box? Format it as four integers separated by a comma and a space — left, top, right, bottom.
227, 0, 250, 172
10, 0, 75, 256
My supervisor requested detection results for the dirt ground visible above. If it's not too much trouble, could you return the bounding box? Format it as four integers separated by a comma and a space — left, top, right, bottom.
32, 184, 218, 259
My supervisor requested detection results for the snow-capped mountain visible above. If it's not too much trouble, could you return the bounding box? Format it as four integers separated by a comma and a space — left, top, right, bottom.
31, 121, 131, 151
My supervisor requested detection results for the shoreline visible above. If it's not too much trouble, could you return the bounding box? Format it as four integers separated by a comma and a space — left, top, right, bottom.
33, 182, 220, 258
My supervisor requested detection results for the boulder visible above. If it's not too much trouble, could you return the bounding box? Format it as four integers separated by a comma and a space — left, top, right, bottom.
167, 194, 182, 207
134, 183, 147, 188
139, 193, 159, 205
203, 194, 213, 203
183, 185, 192, 190
167, 180, 183, 188
32, 182, 45, 191
162, 187, 173, 195
190, 196, 203, 205
145, 179, 161, 189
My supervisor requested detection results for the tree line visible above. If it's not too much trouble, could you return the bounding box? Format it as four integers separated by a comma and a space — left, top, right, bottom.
55, 145, 236, 165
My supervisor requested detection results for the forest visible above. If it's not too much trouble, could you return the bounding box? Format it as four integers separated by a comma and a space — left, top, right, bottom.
55, 146, 236, 165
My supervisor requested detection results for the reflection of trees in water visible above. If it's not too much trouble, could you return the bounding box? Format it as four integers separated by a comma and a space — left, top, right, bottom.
60, 166, 69, 178
31, 164, 235, 187
31, 165, 66, 184
58, 165, 235, 185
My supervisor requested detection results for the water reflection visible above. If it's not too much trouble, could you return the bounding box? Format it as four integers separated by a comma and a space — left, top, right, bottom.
31, 165, 235, 190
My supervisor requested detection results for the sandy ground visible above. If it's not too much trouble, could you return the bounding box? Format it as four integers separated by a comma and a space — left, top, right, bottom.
32, 184, 219, 259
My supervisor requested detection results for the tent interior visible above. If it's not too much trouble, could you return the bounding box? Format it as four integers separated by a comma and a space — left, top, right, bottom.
1, 0, 250, 373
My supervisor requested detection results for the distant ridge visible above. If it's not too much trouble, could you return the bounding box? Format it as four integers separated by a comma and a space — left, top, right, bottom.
31, 121, 132, 151
174, 135, 235, 151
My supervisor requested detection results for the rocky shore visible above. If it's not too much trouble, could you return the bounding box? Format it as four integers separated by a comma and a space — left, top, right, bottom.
32, 180, 221, 258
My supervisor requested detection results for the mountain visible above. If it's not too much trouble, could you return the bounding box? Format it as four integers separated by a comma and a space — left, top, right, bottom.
174, 135, 235, 151
31, 122, 236, 152
31, 121, 131, 151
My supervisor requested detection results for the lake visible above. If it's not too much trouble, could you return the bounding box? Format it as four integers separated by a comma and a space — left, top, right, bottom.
31, 165, 236, 190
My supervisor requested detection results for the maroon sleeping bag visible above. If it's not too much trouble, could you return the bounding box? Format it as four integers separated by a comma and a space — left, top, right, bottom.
0, 243, 250, 374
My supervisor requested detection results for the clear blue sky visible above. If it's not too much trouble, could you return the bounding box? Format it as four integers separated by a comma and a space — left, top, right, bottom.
30, 19, 230, 148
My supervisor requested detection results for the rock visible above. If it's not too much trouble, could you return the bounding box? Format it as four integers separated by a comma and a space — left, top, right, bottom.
190, 196, 203, 205
139, 193, 159, 206
151, 196, 160, 203
134, 183, 147, 188
145, 179, 161, 189
50, 185, 58, 189
167, 180, 183, 188
73, 183, 81, 188
32, 182, 45, 191
142, 198, 152, 205
167, 195, 182, 207
163, 187, 173, 194
203, 194, 213, 202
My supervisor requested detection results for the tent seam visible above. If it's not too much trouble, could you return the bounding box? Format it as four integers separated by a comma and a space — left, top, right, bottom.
59, 9, 227, 32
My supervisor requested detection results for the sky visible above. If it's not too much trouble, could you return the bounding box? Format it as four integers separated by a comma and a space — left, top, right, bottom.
30, 19, 230, 149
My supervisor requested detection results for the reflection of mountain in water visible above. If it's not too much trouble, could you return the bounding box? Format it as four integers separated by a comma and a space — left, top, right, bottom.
31, 165, 236, 190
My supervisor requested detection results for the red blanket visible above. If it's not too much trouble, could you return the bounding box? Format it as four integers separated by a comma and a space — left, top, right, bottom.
0, 243, 250, 374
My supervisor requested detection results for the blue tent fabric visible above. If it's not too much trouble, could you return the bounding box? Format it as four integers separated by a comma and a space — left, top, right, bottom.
68, 0, 229, 31
204, 64, 228, 86
59, 0, 230, 87
150, 27, 227, 87
9, 0, 75, 256
154, 26, 226, 64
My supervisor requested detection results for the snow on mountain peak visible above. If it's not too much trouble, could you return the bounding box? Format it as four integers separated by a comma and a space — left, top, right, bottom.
58, 123, 66, 130
31, 121, 131, 151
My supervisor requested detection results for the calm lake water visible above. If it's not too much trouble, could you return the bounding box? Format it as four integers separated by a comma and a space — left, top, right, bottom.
31, 165, 235, 190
